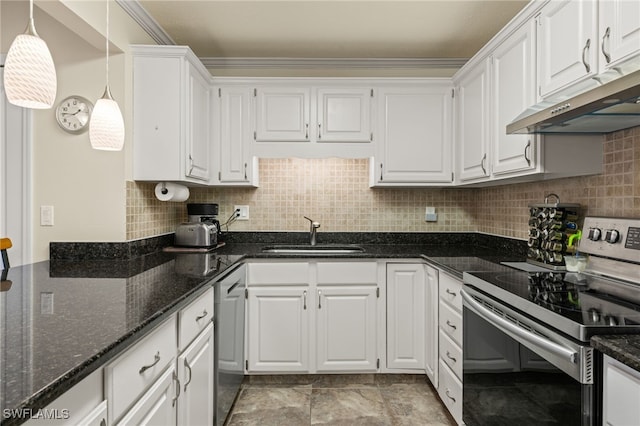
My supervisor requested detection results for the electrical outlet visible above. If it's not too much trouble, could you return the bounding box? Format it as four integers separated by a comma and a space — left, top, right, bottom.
234, 205, 249, 220
425, 206, 437, 222
40, 205, 54, 226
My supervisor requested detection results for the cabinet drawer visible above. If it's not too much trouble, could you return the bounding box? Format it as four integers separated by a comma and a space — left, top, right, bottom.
439, 329, 462, 380
439, 272, 462, 312
317, 261, 377, 285
106, 315, 177, 422
179, 287, 214, 351
439, 301, 462, 347
247, 262, 309, 285
438, 360, 462, 424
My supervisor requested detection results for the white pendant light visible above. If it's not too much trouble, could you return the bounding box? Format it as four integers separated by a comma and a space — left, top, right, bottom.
3, 0, 57, 109
90, 0, 124, 151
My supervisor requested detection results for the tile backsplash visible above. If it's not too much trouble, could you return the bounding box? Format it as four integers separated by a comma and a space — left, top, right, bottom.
126, 127, 639, 241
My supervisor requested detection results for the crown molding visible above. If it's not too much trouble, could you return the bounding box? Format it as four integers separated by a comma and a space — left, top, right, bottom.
115, 0, 468, 70
200, 57, 468, 69
115, 0, 175, 45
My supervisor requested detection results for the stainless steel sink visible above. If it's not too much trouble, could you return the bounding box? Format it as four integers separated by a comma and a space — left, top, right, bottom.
261, 244, 365, 254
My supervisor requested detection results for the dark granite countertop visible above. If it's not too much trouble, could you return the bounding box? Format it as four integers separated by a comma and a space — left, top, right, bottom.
592, 335, 640, 372
1, 231, 526, 425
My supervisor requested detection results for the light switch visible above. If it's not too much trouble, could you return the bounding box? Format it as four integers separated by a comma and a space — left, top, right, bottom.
40, 205, 54, 226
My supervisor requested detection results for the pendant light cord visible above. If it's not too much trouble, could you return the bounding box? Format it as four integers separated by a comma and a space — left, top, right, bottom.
29, 0, 33, 21
105, 0, 110, 87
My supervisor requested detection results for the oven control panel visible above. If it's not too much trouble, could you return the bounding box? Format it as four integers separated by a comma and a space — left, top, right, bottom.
582, 217, 640, 263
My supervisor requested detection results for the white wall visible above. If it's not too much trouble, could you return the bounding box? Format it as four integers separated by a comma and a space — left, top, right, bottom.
1, 1, 154, 261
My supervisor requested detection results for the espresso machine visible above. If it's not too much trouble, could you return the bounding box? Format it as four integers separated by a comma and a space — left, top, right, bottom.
175, 203, 222, 248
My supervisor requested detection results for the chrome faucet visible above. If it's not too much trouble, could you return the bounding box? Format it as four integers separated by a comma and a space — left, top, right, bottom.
303, 216, 321, 246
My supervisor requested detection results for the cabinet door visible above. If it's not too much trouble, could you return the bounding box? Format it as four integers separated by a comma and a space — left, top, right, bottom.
386, 263, 426, 370
316, 286, 377, 372
178, 325, 214, 426
316, 88, 372, 142
599, 0, 640, 72
255, 87, 310, 142
217, 87, 254, 183
247, 287, 310, 372
375, 86, 453, 184
186, 64, 210, 181
456, 60, 490, 182
491, 20, 538, 176
425, 266, 439, 387
603, 355, 640, 426
537, 0, 598, 99
116, 366, 177, 426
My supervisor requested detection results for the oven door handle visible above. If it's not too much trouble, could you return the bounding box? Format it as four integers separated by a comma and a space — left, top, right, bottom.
461, 290, 578, 364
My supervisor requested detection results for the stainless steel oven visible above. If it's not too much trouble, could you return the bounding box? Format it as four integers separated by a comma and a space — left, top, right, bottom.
462, 217, 640, 426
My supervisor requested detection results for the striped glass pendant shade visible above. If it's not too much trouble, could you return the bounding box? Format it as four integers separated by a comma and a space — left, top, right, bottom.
89, 87, 125, 151
3, 11, 57, 109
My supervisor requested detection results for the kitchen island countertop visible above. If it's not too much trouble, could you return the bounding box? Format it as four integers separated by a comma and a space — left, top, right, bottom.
1, 236, 524, 425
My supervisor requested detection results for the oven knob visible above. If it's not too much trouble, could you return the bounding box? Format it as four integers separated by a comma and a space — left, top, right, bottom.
606, 316, 618, 326
588, 228, 602, 241
604, 229, 620, 244
588, 308, 601, 323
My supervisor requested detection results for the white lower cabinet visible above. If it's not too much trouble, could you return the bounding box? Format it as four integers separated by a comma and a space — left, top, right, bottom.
437, 271, 464, 425
245, 260, 379, 374
177, 323, 214, 426
386, 263, 426, 370
23, 369, 106, 426
246, 286, 311, 372
316, 285, 377, 372
115, 366, 177, 426
425, 265, 439, 387
603, 354, 640, 426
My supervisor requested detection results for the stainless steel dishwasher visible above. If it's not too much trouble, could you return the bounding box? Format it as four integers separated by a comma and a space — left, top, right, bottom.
214, 264, 246, 425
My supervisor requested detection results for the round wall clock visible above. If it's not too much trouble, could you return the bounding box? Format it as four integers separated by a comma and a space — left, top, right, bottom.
55, 96, 93, 134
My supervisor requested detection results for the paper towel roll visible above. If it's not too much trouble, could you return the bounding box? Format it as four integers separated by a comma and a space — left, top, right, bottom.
155, 182, 190, 202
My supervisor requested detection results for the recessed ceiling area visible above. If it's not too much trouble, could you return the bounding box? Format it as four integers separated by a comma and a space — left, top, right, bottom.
137, 1, 529, 60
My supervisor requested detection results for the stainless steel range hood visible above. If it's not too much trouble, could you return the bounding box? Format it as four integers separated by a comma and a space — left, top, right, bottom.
507, 68, 640, 134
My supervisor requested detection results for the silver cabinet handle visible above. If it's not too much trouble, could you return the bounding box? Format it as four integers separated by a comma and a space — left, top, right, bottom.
480, 153, 487, 175
582, 38, 591, 73
318, 290, 322, 309
139, 351, 160, 374
446, 320, 457, 330
305, 123, 309, 139
172, 371, 181, 407
524, 140, 531, 166
195, 309, 208, 322
100, 420, 106, 426
601, 27, 611, 63
380, 163, 383, 181
303, 290, 307, 310
244, 162, 248, 180
184, 358, 193, 391
188, 154, 194, 175
318, 123, 322, 139
445, 289, 457, 297
445, 389, 456, 402
446, 351, 457, 363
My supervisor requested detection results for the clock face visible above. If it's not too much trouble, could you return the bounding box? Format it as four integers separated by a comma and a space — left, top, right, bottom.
55, 96, 93, 134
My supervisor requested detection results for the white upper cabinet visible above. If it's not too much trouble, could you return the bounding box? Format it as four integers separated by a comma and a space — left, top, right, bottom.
132, 45, 211, 184
212, 86, 258, 186
316, 88, 372, 142
491, 20, 539, 176
456, 60, 490, 183
372, 83, 453, 186
537, 0, 599, 100
254, 87, 311, 142
599, 0, 640, 74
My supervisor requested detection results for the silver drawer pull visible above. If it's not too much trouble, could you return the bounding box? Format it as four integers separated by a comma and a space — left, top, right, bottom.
195, 310, 208, 322
445, 389, 456, 402
446, 320, 457, 330
139, 351, 161, 374
446, 351, 457, 363
445, 289, 457, 297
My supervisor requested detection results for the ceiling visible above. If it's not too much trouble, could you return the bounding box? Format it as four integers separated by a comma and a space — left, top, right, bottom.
135, 1, 529, 61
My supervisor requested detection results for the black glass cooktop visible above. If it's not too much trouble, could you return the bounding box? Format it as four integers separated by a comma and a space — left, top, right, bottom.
464, 269, 640, 341
429, 256, 512, 279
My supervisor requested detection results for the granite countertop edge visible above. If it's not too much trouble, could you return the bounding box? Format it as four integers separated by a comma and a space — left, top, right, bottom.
591, 335, 640, 372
